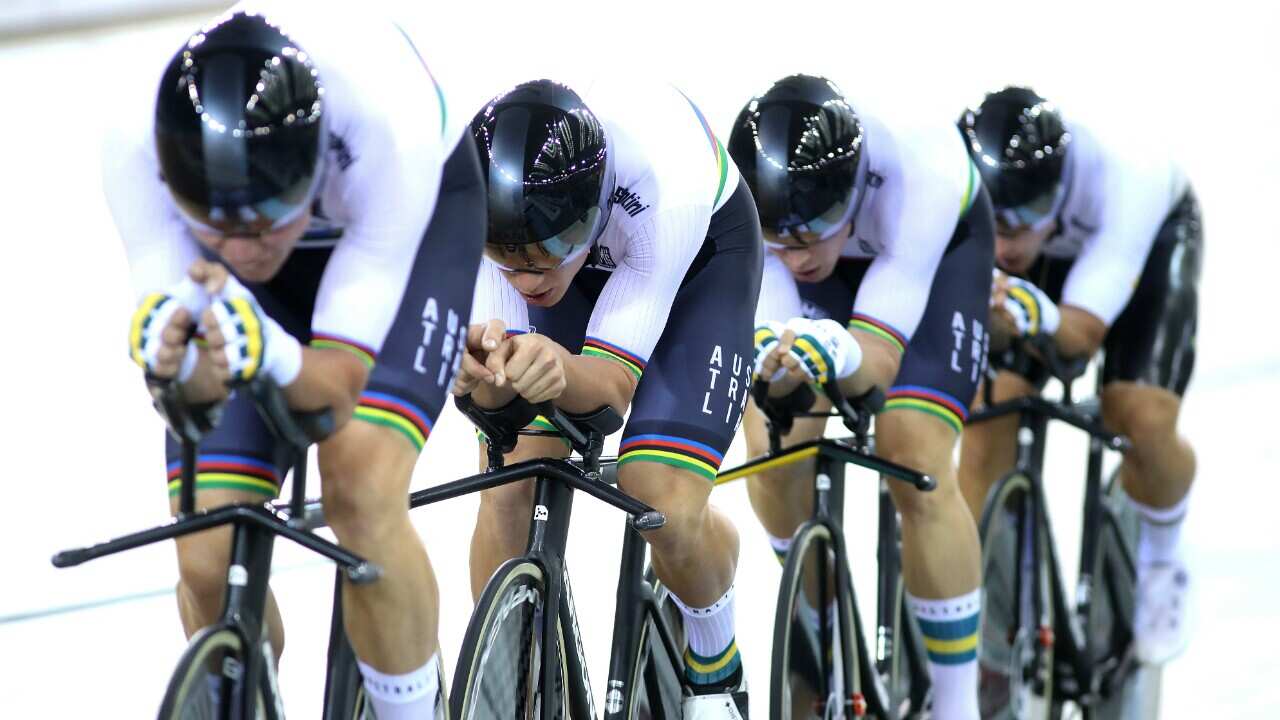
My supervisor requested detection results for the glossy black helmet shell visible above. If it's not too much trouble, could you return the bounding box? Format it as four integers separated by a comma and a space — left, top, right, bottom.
470, 80, 613, 265
154, 11, 326, 236
728, 74, 862, 236
959, 86, 1069, 213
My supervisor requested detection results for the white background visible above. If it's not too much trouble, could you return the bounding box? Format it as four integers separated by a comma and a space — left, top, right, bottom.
1, 0, 1277, 716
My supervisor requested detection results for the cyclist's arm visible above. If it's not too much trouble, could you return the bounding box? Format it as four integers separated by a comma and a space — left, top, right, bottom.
577, 204, 712, 413
1056, 149, 1169, 359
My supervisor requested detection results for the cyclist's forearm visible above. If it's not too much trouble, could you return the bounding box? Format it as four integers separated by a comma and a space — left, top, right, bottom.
281, 348, 368, 424
1053, 305, 1107, 359
836, 330, 901, 397
558, 353, 636, 415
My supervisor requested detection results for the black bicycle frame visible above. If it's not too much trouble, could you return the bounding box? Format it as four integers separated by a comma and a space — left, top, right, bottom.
716, 381, 934, 717
969, 367, 1134, 704
52, 379, 374, 718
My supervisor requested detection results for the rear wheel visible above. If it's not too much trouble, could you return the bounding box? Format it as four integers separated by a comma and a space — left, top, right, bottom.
771, 524, 858, 719
158, 625, 273, 719
451, 561, 568, 720
978, 473, 1055, 720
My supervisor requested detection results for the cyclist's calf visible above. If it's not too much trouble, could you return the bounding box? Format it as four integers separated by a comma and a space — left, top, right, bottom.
1100, 381, 1195, 507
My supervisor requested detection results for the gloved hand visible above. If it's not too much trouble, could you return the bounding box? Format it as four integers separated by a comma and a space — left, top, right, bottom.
128, 277, 209, 382
782, 317, 863, 383
206, 274, 303, 386
1000, 273, 1061, 337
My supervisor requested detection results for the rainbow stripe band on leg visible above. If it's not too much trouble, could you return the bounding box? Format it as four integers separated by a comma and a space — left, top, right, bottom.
883, 385, 968, 435
848, 313, 907, 356
619, 434, 724, 482
582, 336, 646, 379
354, 391, 433, 451
166, 454, 280, 498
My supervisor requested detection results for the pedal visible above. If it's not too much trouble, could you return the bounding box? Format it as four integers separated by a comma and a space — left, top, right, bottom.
682, 690, 749, 719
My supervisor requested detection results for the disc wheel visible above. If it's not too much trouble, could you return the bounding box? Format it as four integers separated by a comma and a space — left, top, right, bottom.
622, 569, 684, 719
158, 625, 274, 719
451, 560, 569, 720
978, 473, 1055, 720
771, 523, 858, 719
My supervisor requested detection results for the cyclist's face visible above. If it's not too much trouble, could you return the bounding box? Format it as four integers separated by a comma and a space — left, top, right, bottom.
191, 212, 311, 282
499, 248, 591, 308
765, 225, 847, 283
995, 218, 1057, 274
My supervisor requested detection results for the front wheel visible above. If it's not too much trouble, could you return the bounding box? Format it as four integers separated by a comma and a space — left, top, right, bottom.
771, 523, 858, 720
618, 569, 684, 720
451, 560, 568, 720
977, 473, 1055, 720
158, 625, 275, 719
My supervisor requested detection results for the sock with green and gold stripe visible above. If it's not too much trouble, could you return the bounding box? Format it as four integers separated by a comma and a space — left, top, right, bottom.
907, 588, 980, 719
767, 533, 792, 565
672, 585, 743, 693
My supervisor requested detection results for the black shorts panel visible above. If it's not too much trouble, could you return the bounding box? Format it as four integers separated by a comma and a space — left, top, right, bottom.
530, 177, 764, 481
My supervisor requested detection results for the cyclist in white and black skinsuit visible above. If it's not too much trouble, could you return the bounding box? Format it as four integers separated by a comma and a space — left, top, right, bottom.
957, 87, 1203, 666
457, 78, 761, 714
106, 3, 483, 716
734, 75, 996, 720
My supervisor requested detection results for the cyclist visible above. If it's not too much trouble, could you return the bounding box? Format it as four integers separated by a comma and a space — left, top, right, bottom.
732, 74, 995, 719
455, 78, 761, 713
956, 87, 1202, 665
106, 6, 482, 717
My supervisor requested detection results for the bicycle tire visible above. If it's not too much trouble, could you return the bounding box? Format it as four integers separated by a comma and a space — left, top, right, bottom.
771, 523, 859, 720
1083, 479, 1140, 720
451, 560, 569, 720
885, 572, 931, 718
158, 625, 274, 720
977, 472, 1055, 720
618, 569, 683, 720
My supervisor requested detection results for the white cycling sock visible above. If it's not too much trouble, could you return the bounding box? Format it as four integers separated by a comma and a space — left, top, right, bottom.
1133, 492, 1191, 568
767, 533, 792, 564
358, 653, 440, 720
907, 589, 981, 720
672, 585, 737, 658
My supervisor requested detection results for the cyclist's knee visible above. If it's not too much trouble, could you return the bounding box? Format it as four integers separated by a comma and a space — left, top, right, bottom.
477, 477, 536, 517
319, 421, 417, 542
1102, 384, 1181, 454
175, 529, 233, 601
618, 462, 711, 547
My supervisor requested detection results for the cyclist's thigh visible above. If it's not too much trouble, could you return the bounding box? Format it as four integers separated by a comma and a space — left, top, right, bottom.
345, 138, 486, 462
1101, 188, 1202, 396
620, 179, 762, 487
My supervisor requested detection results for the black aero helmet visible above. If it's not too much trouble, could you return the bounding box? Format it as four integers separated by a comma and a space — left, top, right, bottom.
154, 11, 326, 237
471, 80, 613, 271
728, 74, 863, 241
959, 87, 1070, 228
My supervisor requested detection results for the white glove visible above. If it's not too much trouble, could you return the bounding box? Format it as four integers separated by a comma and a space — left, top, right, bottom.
752, 321, 789, 382
1003, 275, 1061, 337
783, 317, 863, 383
128, 277, 210, 382
208, 275, 303, 386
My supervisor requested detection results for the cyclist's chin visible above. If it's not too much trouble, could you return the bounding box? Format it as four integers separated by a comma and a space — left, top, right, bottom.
226, 254, 288, 283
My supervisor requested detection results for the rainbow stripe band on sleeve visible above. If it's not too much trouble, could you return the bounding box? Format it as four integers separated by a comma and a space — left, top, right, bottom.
676, 88, 730, 208
848, 313, 908, 355
310, 333, 376, 370
166, 454, 280, 498
883, 385, 968, 435
619, 434, 724, 482
582, 337, 646, 380
354, 391, 433, 451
